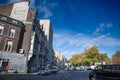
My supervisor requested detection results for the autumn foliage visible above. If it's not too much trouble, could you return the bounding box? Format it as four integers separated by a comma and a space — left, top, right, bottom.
70, 46, 111, 66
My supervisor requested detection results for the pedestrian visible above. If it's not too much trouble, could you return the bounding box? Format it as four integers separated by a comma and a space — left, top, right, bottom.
5, 65, 9, 74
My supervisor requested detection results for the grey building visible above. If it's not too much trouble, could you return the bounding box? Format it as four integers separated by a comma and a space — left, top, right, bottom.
39, 20, 54, 67
27, 18, 47, 72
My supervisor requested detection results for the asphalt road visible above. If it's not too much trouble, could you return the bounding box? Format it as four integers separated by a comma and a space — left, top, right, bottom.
0, 70, 91, 80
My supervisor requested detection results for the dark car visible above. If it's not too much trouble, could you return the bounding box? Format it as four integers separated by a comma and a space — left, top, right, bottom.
89, 64, 120, 80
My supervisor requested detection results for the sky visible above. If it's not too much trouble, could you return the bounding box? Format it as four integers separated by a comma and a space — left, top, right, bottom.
0, 0, 120, 59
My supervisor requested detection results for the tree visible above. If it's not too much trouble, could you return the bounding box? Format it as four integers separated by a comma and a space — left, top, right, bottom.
83, 46, 100, 65
70, 45, 111, 66
70, 54, 80, 66
70, 53, 86, 66
99, 53, 111, 64
112, 51, 120, 64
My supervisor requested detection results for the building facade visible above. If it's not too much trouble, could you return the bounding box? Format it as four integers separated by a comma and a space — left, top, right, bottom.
27, 18, 48, 72
0, 1, 55, 73
39, 20, 54, 67
39, 20, 53, 48
0, 1, 34, 54
0, 14, 25, 53
0, 1, 35, 73
54, 50, 67, 69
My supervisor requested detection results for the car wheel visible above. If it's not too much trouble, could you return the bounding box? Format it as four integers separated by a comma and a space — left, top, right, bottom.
91, 74, 96, 80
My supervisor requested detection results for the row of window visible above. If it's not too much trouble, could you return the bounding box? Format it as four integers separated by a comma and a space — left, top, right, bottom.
0, 25, 16, 38
0, 25, 14, 52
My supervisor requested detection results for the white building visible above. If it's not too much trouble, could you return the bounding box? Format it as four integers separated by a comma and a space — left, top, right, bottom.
39, 20, 54, 67
39, 20, 53, 48
54, 50, 67, 69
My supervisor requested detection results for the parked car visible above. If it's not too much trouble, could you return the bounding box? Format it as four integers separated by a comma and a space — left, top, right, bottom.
76, 67, 81, 71
69, 66, 76, 71
89, 64, 120, 80
8, 69, 17, 73
50, 66, 59, 73
86, 67, 93, 70
38, 68, 51, 75
64, 67, 69, 71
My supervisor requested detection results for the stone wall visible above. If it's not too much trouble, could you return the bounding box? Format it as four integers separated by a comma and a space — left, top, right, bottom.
0, 52, 27, 73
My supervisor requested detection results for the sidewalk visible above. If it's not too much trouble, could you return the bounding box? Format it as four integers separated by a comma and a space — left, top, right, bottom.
0, 71, 39, 75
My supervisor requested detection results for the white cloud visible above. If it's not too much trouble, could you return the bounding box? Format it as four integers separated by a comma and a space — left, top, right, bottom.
53, 29, 120, 58
39, 6, 53, 18
93, 23, 113, 35
107, 23, 113, 28
9, 0, 25, 2
49, 3, 58, 7
38, 1, 58, 18
93, 23, 105, 35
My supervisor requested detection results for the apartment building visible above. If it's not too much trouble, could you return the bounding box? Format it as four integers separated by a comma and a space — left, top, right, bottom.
54, 50, 67, 69
0, 13, 27, 72
0, 1, 34, 54
0, 1, 36, 73
0, 14, 25, 52
0, 1, 55, 73
39, 20, 54, 67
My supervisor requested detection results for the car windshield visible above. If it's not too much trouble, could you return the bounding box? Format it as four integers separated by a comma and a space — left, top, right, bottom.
51, 66, 57, 69
95, 65, 103, 70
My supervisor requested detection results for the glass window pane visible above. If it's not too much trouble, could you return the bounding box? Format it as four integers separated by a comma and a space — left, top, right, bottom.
8, 28, 15, 37
5, 41, 13, 51
0, 25, 4, 35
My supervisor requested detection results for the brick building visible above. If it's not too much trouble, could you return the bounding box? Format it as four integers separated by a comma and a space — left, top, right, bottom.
0, 1, 34, 73
0, 14, 25, 53
0, 1, 55, 73
0, 2, 34, 54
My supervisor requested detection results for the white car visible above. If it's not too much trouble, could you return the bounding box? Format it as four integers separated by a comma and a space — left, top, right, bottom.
8, 69, 17, 73
76, 67, 81, 71
50, 66, 59, 73
38, 68, 51, 75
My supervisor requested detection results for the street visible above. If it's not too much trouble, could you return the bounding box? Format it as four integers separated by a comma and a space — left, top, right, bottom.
0, 70, 90, 80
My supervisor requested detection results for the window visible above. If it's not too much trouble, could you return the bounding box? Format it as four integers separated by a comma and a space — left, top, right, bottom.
12, 20, 18, 24
0, 37, 1, 44
1, 17, 7, 21
0, 25, 4, 35
95, 65, 103, 70
40, 24, 43, 30
5, 41, 13, 52
8, 28, 15, 37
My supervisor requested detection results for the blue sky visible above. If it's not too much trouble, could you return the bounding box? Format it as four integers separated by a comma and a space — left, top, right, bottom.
0, 0, 120, 59
36, 0, 120, 58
